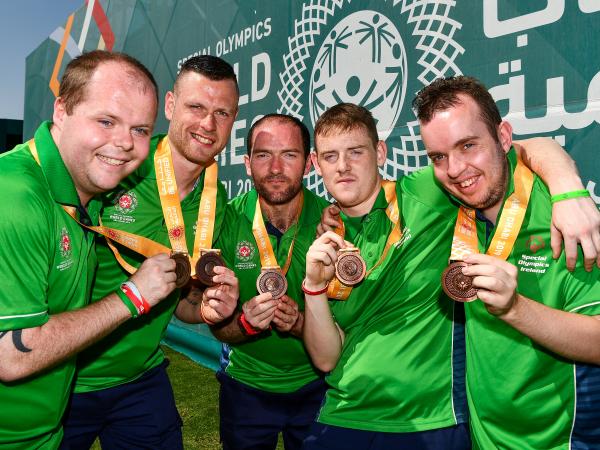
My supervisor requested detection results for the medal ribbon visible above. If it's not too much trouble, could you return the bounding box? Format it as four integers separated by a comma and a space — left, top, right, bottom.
28, 139, 171, 274
327, 180, 402, 300
449, 155, 534, 262
29, 137, 220, 276
251, 192, 303, 276
155, 137, 219, 274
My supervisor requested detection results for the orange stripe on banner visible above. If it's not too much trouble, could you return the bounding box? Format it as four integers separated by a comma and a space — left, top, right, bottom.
49, 14, 74, 97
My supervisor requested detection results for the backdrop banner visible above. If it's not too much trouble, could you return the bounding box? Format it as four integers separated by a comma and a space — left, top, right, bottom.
24, 0, 600, 366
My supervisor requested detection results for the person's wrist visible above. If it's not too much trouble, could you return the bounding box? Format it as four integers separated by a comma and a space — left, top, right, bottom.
548, 176, 584, 196
290, 311, 303, 336
496, 293, 521, 321
551, 189, 590, 204
302, 279, 329, 296
119, 281, 151, 318
237, 312, 261, 336
115, 288, 139, 318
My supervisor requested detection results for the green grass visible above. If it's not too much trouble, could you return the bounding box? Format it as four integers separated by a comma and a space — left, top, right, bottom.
164, 345, 222, 449
92, 346, 283, 449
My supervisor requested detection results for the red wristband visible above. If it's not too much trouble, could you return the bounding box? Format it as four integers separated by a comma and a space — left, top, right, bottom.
121, 282, 151, 316
238, 312, 261, 336
301, 279, 329, 296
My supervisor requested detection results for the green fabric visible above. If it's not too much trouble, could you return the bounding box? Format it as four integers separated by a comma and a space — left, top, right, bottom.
317, 171, 468, 433
0, 122, 100, 448
74, 134, 228, 392
466, 149, 600, 449
217, 187, 330, 393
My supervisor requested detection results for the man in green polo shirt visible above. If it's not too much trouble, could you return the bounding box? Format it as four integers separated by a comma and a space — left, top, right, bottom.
303, 103, 470, 449
0, 51, 179, 449
302, 102, 599, 449
414, 76, 600, 449
61, 56, 240, 449
210, 114, 330, 450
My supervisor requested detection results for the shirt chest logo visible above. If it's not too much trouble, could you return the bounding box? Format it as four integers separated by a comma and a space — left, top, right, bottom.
235, 240, 257, 270
57, 227, 74, 271
110, 190, 138, 224
517, 235, 549, 274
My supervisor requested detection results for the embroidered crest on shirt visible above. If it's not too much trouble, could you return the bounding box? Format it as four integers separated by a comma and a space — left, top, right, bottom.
57, 227, 74, 271
110, 190, 138, 224
235, 240, 257, 270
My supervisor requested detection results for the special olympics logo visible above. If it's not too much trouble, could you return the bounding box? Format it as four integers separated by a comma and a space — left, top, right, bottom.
309, 11, 407, 140
526, 235, 545, 254
278, 0, 464, 196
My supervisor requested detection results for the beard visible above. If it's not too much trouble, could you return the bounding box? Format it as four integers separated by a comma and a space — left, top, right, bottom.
466, 146, 509, 211
254, 175, 303, 205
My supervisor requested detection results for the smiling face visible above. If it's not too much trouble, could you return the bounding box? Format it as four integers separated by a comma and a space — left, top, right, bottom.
51, 61, 157, 205
420, 94, 512, 221
165, 72, 238, 166
245, 119, 311, 205
313, 125, 386, 217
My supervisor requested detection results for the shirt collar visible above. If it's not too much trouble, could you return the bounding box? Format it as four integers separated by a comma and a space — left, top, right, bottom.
339, 184, 388, 223
33, 121, 81, 207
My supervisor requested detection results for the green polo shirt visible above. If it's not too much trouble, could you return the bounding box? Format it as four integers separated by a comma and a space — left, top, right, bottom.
74, 134, 227, 392
217, 187, 330, 393
0, 122, 100, 449
466, 149, 600, 449
317, 172, 468, 433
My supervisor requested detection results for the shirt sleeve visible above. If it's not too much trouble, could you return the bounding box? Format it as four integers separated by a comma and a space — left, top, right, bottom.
563, 261, 600, 316
215, 203, 236, 267
0, 177, 53, 330
212, 179, 229, 245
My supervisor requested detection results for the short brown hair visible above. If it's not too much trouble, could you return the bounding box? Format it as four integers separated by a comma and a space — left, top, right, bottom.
175, 55, 239, 95
247, 114, 310, 157
314, 103, 379, 149
412, 76, 502, 141
59, 50, 158, 114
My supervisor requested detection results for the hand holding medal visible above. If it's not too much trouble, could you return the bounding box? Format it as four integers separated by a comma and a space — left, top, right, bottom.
251, 195, 302, 300
442, 207, 479, 302
195, 249, 227, 286
442, 261, 478, 302
324, 180, 400, 300
335, 247, 366, 286
170, 252, 192, 288
156, 138, 227, 288
256, 267, 288, 299
304, 231, 348, 294
443, 156, 533, 302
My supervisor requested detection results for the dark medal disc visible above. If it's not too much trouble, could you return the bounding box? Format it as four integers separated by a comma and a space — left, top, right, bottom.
441, 261, 477, 302
335, 249, 366, 286
195, 251, 226, 286
256, 269, 288, 299
171, 252, 191, 288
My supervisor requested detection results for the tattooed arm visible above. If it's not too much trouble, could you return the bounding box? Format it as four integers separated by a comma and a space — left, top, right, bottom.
0, 254, 176, 383
175, 266, 239, 324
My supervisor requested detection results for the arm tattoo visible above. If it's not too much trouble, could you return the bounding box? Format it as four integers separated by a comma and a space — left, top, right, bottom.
185, 297, 199, 306
184, 287, 204, 307
0, 330, 32, 353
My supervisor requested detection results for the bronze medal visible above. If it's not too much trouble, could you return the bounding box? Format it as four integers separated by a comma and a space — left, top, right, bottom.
171, 252, 191, 288
195, 249, 226, 286
335, 248, 366, 286
256, 268, 288, 299
441, 261, 477, 302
